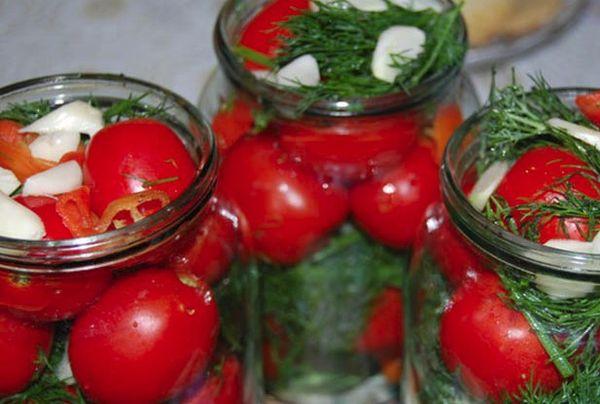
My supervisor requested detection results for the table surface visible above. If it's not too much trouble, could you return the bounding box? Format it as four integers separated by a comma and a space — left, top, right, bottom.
1, 0, 599, 106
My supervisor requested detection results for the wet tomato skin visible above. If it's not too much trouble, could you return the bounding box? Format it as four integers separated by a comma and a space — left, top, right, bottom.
218, 136, 349, 265
439, 273, 561, 400
0, 309, 53, 396
277, 113, 419, 183
0, 270, 112, 322
182, 356, 243, 404
350, 145, 440, 249
84, 118, 196, 215
69, 268, 219, 404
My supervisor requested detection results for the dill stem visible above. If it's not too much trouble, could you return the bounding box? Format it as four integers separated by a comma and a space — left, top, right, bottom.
521, 307, 575, 378
234, 45, 276, 68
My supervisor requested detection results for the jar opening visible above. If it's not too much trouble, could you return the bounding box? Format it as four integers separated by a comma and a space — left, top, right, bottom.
214, 0, 467, 117
442, 87, 600, 281
0, 73, 218, 273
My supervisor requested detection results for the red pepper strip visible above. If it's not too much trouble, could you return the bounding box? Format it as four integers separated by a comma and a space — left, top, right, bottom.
55, 186, 99, 237
95, 190, 170, 233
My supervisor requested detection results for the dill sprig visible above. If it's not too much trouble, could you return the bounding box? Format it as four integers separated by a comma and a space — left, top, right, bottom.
478, 75, 600, 173
517, 351, 600, 403
482, 195, 520, 235
499, 270, 600, 380
517, 187, 600, 242
262, 224, 407, 392
100, 93, 170, 123
0, 100, 52, 125
241, 1, 465, 106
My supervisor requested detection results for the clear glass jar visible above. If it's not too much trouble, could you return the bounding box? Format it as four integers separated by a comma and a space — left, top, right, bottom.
202, 1, 478, 402
0, 74, 258, 403
407, 88, 600, 402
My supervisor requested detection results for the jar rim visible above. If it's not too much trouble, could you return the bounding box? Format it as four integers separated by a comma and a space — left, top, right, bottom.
214, 0, 467, 117
442, 87, 600, 282
0, 73, 218, 273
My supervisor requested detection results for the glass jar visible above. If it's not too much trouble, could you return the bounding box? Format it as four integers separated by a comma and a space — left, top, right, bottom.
0, 74, 258, 403
407, 88, 600, 402
202, 1, 477, 402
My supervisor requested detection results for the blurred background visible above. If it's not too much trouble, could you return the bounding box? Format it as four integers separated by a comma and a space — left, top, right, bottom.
0, 0, 598, 105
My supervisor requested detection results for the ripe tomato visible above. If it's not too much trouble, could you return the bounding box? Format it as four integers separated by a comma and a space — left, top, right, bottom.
183, 356, 243, 404
350, 145, 440, 249
355, 287, 404, 363
239, 0, 310, 70
84, 118, 197, 215
69, 268, 219, 403
170, 199, 238, 285
211, 97, 255, 153
0, 308, 53, 396
0, 269, 111, 322
495, 146, 600, 242
218, 136, 349, 265
278, 113, 419, 183
575, 90, 600, 126
423, 203, 487, 287
439, 273, 561, 400
14, 195, 73, 240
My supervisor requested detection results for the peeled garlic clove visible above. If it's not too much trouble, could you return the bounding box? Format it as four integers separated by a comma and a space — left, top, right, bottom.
28, 130, 80, 162
20, 100, 103, 137
0, 193, 45, 240
22, 161, 83, 196
276, 54, 321, 88
548, 118, 600, 152
468, 161, 512, 211
391, 0, 443, 12
371, 25, 426, 83
0, 167, 21, 195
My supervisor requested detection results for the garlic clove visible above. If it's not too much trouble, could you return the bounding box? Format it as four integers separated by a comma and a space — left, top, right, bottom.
20, 100, 103, 137
0, 193, 45, 240
22, 161, 83, 196
0, 167, 21, 195
28, 130, 80, 162
371, 25, 426, 83
276, 54, 321, 88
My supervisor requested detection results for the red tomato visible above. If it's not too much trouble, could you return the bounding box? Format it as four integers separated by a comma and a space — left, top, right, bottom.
356, 287, 404, 363
495, 146, 600, 242
84, 118, 197, 215
170, 199, 238, 285
183, 356, 243, 404
218, 136, 349, 265
350, 145, 440, 249
439, 273, 561, 400
239, 0, 310, 70
14, 195, 73, 240
262, 316, 290, 382
69, 268, 219, 403
211, 97, 255, 152
575, 91, 600, 126
278, 113, 419, 183
0, 309, 53, 396
0, 269, 111, 322
423, 203, 487, 287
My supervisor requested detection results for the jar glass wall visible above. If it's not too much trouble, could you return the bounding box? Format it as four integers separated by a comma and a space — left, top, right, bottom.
0, 74, 258, 403
407, 88, 600, 402
202, 1, 476, 402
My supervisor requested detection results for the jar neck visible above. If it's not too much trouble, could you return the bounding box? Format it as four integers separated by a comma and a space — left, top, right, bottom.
214, 0, 466, 118
441, 93, 600, 283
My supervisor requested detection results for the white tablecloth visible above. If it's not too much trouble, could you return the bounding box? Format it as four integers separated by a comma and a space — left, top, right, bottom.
1, 0, 599, 105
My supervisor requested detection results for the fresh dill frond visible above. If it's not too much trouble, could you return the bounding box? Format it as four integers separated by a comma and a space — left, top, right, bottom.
482, 195, 519, 235
101, 93, 170, 123
0, 100, 52, 125
477, 75, 600, 173
240, 1, 465, 106
517, 187, 600, 242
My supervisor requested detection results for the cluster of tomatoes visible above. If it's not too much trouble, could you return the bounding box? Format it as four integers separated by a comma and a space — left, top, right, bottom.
0, 116, 243, 403
412, 91, 600, 400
